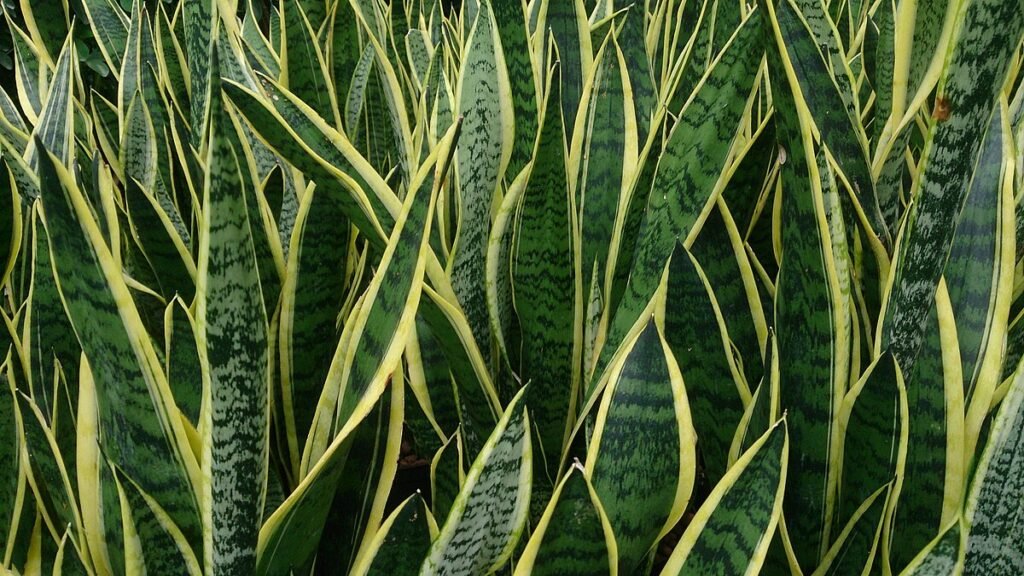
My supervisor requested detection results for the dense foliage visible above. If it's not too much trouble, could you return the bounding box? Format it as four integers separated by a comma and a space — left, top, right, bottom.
1, 0, 1023, 574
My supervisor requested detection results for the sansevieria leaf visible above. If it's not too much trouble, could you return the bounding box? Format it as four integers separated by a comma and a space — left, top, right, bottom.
419, 385, 532, 576
453, 0, 513, 362
351, 494, 438, 576
660, 419, 788, 575
880, 0, 1024, 374
37, 138, 203, 551
513, 463, 617, 576
588, 320, 696, 573
961, 357, 1024, 574
592, 12, 761, 391
195, 49, 270, 575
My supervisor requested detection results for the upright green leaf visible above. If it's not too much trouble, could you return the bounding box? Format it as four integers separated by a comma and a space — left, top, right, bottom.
962, 358, 1024, 574
183, 0, 214, 146
37, 139, 203, 551
279, 181, 351, 476
512, 64, 578, 481
352, 494, 438, 576
588, 320, 696, 573
541, 0, 592, 142
0, 352, 17, 516
592, 14, 761, 390
281, 0, 340, 128
513, 464, 616, 576
493, 0, 538, 177
26, 206, 79, 418
195, 54, 271, 575
453, 0, 513, 360
880, 0, 1024, 374
660, 420, 788, 575
763, 0, 847, 565
945, 108, 1012, 405
419, 386, 532, 576
80, 0, 129, 77
25, 36, 75, 170
663, 243, 748, 480
257, 124, 445, 574
900, 520, 962, 575
836, 353, 907, 534
815, 484, 891, 576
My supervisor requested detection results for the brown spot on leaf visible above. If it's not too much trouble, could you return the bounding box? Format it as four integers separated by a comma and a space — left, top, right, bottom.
933, 97, 951, 122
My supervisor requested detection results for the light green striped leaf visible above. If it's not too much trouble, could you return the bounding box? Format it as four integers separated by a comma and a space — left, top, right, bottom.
962, 357, 1024, 574
257, 382, 403, 575
406, 30, 432, 91
195, 53, 271, 575
616, 4, 656, 145
17, 390, 78, 542
346, 45, 377, 144
588, 320, 696, 573
513, 464, 617, 576
879, 0, 1024, 375
419, 386, 532, 576
80, 0, 129, 78
453, 0, 513, 362
660, 420, 787, 575
772, 0, 888, 250
6, 14, 47, 123
25, 36, 74, 171
183, 0, 214, 146
224, 77, 394, 245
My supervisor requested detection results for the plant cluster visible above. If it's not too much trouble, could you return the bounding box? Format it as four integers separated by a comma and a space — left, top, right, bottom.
0, 0, 1023, 574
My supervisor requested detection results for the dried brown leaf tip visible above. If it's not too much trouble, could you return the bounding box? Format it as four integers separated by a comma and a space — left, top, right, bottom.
933, 97, 952, 121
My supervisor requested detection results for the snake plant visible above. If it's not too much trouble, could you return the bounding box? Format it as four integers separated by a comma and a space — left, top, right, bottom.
0, 0, 1023, 574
